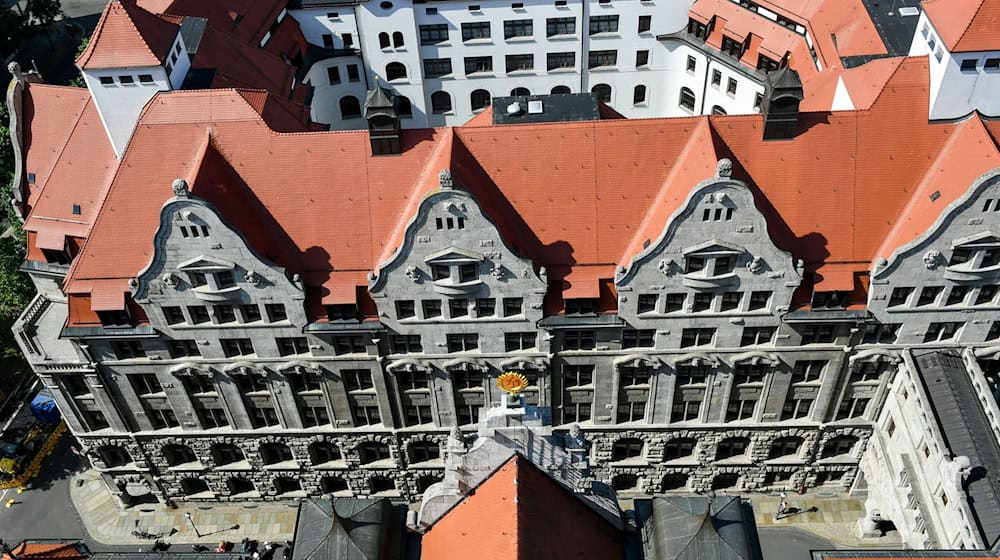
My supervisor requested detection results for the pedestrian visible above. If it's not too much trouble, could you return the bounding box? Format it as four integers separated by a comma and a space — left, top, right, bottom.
775, 492, 788, 520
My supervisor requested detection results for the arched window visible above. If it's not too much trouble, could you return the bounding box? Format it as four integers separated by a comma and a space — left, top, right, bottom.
393, 31, 404, 48
211, 443, 245, 466
633, 84, 647, 104
663, 437, 696, 461
768, 436, 803, 459
97, 445, 131, 468
470, 89, 491, 111
369, 476, 395, 493
679, 87, 696, 111
397, 95, 413, 117
711, 105, 727, 115
309, 442, 342, 465
162, 444, 197, 467
661, 473, 689, 492
510, 87, 530, 97
181, 477, 210, 496
612, 474, 639, 491
611, 438, 644, 461
227, 477, 255, 495
274, 477, 302, 495
386, 62, 407, 81
550, 85, 571, 95
430, 91, 452, 114
821, 436, 858, 458
379, 32, 390, 49
715, 437, 749, 460
417, 475, 442, 493
357, 441, 391, 464
260, 442, 294, 465
340, 96, 362, 119
408, 441, 440, 463
321, 476, 349, 494
711, 473, 740, 490
591, 83, 611, 103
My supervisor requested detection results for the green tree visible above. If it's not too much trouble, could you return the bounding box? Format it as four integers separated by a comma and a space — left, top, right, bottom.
0, 100, 35, 324
24, 0, 62, 48
68, 37, 89, 87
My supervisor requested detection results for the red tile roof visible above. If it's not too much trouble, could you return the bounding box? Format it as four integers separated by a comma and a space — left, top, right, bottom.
26, 57, 1000, 321
923, 0, 1000, 53
2, 542, 87, 560
76, 0, 178, 69
420, 454, 624, 560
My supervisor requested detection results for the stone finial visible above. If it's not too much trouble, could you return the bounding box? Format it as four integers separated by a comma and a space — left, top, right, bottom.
171, 178, 190, 198
8, 62, 22, 81
447, 426, 466, 449
439, 169, 453, 189
716, 158, 733, 178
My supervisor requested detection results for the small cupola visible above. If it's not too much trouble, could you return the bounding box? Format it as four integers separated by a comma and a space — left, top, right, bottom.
365, 83, 401, 156
761, 66, 804, 141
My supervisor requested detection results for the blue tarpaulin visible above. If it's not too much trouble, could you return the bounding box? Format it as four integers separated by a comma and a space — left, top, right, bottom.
30, 393, 60, 424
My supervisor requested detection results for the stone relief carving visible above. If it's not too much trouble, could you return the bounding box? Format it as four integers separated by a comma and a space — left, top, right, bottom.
716, 158, 733, 178
490, 264, 505, 280
171, 178, 189, 198
658, 258, 675, 276
747, 256, 765, 274
923, 250, 942, 270
244, 270, 261, 287
438, 169, 453, 189
405, 266, 421, 282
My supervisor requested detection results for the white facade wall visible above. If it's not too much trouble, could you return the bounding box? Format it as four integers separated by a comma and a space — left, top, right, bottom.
293, 0, 768, 128
909, 12, 1000, 120
83, 65, 172, 157
861, 354, 981, 549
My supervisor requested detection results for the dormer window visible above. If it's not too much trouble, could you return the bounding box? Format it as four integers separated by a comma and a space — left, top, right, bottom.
326, 304, 358, 322
565, 298, 597, 315
98, 310, 131, 327
424, 247, 485, 295
812, 291, 847, 310
432, 264, 450, 280
681, 242, 742, 288
176, 256, 239, 301
944, 234, 1000, 281
459, 263, 478, 282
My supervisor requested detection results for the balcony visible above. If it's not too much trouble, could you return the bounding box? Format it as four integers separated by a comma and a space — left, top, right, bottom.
13, 294, 85, 366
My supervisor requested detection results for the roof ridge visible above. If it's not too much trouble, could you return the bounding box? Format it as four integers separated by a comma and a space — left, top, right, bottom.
953, 0, 989, 49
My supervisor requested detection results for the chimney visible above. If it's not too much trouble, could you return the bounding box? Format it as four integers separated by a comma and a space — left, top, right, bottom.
364, 83, 401, 156
761, 66, 804, 141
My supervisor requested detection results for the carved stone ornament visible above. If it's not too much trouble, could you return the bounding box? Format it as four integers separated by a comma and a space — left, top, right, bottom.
716, 158, 733, 178
529, 302, 542, 309
171, 178, 190, 198
658, 258, 675, 276
448, 426, 465, 448
244, 270, 260, 287
439, 169, 453, 189
490, 264, 505, 280
405, 266, 421, 282
747, 256, 764, 274
8, 61, 42, 84
874, 257, 888, 271
923, 250, 942, 270
128, 278, 138, 289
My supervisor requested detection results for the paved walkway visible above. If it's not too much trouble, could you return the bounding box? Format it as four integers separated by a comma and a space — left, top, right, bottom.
69, 470, 299, 546
749, 492, 903, 549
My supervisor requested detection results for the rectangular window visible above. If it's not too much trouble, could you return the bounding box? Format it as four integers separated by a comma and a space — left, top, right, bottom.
347, 64, 360, 82
861, 323, 900, 344
748, 291, 771, 310
664, 293, 685, 312
424, 58, 453, 78
276, 337, 310, 357
162, 306, 184, 325
326, 304, 358, 321
692, 293, 712, 312
563, 329, 596, 351
726, 78, 737, 95
449, 299, 469, 318
342, 369, 374, 392
638, 15, 651, 33
241, 304, 262, 322
464, 56, 493, 74
801, 324, 835, 344
924, 322, 963, 343
916, 286, 943, 307
391, 334, 423, 353
422, 299, 442, 318
987, 321, 1000, 341
638, 294, 658, 313
214, 304, 236, 323
99, 76, 115, 86
564, 364, 594, 386
130, 373, 162, 396
546, 17, 575, 37
505, 53, 534, 72
687, 18, 708, 40
589, 15, 619, 35
220, 338, 254, 357
403, 405, 433, 427
726, 395, 757, 422
721, 292, 742, 311
946, 285, 970, 306
322, 33, 334, 47
138, 74, 154, 84
636, 50, 649, 67
986, 58, 1000, 70
711, 69, 722, 86
216, 270, 235, 288
756, 55, 779, 73
961, 59, 978, 72
781, 397, 813, 420
836, 397, 870, 420
112, 340, 145, 360
447, 333, 479, 352
622, 329, 655, 348
396, 300, 416, 319
791, 360, 825, 383
721, 35, 743, 58
119, 75, 135, 85
617, 401, 646, 423
547, 51, 575, 71
888, 286, 914, 307
168, 339, 200, 358
188, 305, 210, 324
332, 335, 366, 355
680, 328, 715, 347
475, 298, 496, 317
503, 297, 523, 316
265, 303, 287, 322
342, 33, 353, 47
462, 21, 491, 41
753, 92, 763, 110
740, 327, 774, 346
686, 55, 696, 72
97, 310, 131, 327
977, 285, 998, 305
565, 298, 596, 315
505, 332, 536, 351
504, 19, 533, 39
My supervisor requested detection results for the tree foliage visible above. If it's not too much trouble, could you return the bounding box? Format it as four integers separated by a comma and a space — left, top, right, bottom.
0, 99, 36, 324
25, 0, 62, 28
68, 37, 89, 87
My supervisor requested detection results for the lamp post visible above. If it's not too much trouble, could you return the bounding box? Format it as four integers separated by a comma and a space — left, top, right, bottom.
184, 512, 202, 538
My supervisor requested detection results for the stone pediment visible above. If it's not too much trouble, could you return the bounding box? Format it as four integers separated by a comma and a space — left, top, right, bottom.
423, 246, 485, 264
176, 255, 235, 271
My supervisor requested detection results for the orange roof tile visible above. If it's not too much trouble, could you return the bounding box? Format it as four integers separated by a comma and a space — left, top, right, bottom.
421, 454, 624, 560
3, 542, 87, 560
77, 0, 178, 69
19, 85, 91, 210
923, 0, 1000, 53
838, 57, 906, 110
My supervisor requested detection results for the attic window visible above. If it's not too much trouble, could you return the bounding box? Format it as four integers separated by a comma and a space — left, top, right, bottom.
930, 190, 941, 202
179, 225, 210, 238
99, 76, 114, 86
72, 204, 81, 215
27, 172, 35, 184
986, 58, 1000, 70
327, 12, 340, 19
119, 75, 134, 85
435, 217, 465, 230
139, 74, 154, 84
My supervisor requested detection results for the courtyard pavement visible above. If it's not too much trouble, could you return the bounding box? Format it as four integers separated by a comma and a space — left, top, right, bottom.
750, 491, 903, 550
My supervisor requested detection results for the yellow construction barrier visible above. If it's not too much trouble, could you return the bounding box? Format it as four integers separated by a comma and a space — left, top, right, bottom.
0, 421, 66, 490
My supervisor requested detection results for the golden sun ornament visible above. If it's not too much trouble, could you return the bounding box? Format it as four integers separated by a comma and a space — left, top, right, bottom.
496, 371, 529, 398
